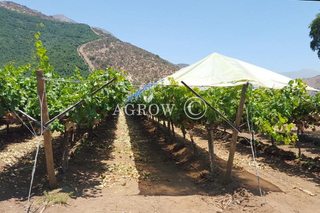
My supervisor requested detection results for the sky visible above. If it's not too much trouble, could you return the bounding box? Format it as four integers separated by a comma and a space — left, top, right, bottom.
5, 0, 320, 73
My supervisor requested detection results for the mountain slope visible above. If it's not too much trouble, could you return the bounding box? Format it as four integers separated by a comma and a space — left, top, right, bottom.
0, 1, 58, 21
0, 1, 179, 84
52, 14, 77, 23
303, 75, 320, 89
176, 63, 189, 69
92, 27, 115, 37
81, 36, 179, 85
281, 69, 320, 79
0, 3, 100, 77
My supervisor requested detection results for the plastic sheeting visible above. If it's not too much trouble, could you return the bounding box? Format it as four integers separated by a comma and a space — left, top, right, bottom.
161, 52, 318, 91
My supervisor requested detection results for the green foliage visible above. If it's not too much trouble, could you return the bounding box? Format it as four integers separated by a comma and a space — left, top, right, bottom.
310, 14, 320, 58
132, 79, 320, 146
0, 34, 132, 133
0, 7, 100, 77
44, 190, 74, 204
246, 79, 319, 144
68, 68, 132, 127
0, 63, 32, 116
130, 79, 241, 130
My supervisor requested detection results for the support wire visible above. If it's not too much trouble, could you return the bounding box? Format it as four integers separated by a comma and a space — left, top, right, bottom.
21, 92, 46, 213
245, 104, 265, 205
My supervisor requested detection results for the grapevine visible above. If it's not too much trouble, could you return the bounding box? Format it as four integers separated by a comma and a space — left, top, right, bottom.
131, 78, 320, 157
0, 30, 132, 134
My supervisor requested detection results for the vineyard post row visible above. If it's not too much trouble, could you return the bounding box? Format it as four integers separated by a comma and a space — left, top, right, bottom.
132, 78, 320, 187
182, 81, 248, 183
36, 69, 57, 188
34, 69, 117, 188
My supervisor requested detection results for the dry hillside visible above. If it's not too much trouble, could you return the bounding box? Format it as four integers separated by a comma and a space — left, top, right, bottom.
82, 35, 179, 86
0, 1, 63, 22
303, 75, 320, 89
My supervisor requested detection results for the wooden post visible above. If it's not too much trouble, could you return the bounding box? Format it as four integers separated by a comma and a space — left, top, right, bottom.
170, 119, 175, 138
207, 123, 215, 173
6, 123, 9, 134
36, 69, 57, 188
225, 84, 248, 183
71, 129, 75, 144
297, 129, 302, 158
189, 130, 197, 155
167, 120, 171, 134
182, 126, 186, 143
62, 131, 69, 174
271, 136, 275, 146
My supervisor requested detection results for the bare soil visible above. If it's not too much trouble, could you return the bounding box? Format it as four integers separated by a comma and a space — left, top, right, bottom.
0, 112, 319, 212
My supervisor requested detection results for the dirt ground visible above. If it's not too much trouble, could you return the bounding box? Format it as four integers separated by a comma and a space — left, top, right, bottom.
0, 111, 319, 213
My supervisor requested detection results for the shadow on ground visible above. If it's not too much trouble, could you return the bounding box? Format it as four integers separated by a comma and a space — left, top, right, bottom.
191, 125, 320, 186
0, 114, 118, 202
0, 124, 34, 151
125, 115, 282, 197
235, 136, 320, 186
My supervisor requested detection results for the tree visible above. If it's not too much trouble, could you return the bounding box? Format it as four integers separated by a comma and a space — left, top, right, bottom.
310, 14, 320, 58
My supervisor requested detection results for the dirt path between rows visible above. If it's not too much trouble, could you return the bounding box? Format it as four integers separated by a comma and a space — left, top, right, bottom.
43, 112, 227, 213
0, 111, 319, 212
0, 112, 221, 212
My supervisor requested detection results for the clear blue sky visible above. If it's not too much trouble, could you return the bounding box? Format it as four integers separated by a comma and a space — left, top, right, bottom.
5, 0, 320, 73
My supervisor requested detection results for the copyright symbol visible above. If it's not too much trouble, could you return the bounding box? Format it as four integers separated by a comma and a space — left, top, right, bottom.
184, 97, 207, 120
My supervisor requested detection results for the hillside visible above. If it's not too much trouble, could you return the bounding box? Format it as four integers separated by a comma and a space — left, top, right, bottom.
92, 27, 115, 37
303, 75, 320, 89
0, 1, 179, 84
82, 37, 179, 85
0, 2, 100, 77
176, 63, 189, 69
0, 1, 58, 21
281, 69, 320, 79
52, 14, 77, 23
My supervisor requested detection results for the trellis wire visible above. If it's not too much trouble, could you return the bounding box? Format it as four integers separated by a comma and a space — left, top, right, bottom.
13, 92, 46, 213
245, 104, 265, 205
13, 111, 38, 138
8, 76, 114, 84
